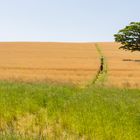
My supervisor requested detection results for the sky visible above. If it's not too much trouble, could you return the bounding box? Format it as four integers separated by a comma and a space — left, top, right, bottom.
0, 0, 140, 42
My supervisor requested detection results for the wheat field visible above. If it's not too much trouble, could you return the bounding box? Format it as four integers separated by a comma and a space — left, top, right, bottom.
98, 42, 140, 88
0, 42, 139, 88
0, 42, 99, 85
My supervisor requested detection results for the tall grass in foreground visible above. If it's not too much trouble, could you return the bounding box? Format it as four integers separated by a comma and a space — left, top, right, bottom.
0, 81, 140, 140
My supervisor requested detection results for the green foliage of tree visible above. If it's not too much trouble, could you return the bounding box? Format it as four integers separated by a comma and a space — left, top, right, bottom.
114, 22, 140, 52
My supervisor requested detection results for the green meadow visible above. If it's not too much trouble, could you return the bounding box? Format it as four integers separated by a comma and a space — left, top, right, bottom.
0, 81, 140, 140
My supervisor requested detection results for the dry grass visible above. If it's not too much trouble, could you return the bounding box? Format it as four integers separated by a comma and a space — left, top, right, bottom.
98, 42, 140, 88
0, 42, 99, 86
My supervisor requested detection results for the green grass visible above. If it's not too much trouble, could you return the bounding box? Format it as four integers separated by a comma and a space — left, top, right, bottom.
0, 81, 140, 140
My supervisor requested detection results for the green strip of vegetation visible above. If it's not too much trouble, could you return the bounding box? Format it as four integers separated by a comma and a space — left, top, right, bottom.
0, 81, 140, 140
92, 43, 108, 86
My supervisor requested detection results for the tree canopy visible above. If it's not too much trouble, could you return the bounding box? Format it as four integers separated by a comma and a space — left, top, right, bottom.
114, 22, 140, 52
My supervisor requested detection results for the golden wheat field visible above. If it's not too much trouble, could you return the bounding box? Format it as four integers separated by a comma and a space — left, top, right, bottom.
98, 42, 140, 88
0, 42, 139, 88
0, 42, 99, 85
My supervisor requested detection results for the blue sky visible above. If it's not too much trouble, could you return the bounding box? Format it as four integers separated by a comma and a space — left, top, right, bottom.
0, 0, 140, 42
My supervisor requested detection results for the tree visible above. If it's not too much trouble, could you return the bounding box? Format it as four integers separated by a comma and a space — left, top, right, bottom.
114, 22, 140, 52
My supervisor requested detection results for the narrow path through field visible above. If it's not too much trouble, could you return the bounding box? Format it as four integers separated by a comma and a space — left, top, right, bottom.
91, 43, 108, 86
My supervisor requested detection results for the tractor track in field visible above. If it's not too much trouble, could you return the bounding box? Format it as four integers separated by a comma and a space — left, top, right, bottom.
91, 43, 108, 86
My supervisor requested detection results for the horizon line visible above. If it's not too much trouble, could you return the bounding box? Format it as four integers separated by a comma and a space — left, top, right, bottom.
0, 41, 115, 43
